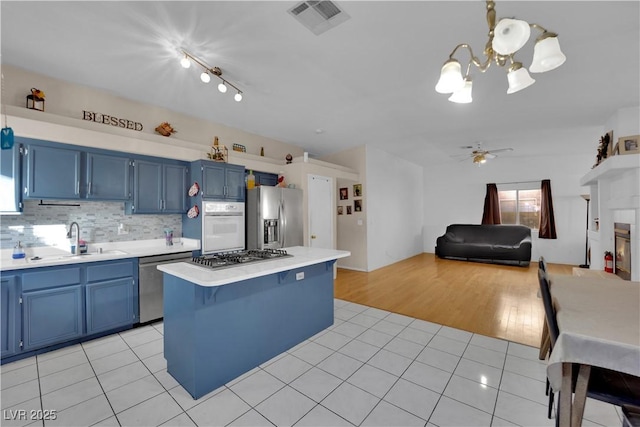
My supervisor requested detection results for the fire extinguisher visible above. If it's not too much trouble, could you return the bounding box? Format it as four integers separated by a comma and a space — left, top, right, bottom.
604, 251, 614, 273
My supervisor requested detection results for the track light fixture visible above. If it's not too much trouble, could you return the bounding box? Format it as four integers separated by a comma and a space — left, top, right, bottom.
435, 0, 566, 103
180, 50, 244, 102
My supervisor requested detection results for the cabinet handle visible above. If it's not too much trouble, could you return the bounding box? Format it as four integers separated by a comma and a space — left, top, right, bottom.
159, 199, 163, 211
88, 182, 92, 195
76, 181, 80, 195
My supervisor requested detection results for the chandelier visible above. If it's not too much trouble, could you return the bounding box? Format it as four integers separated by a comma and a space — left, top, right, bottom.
435, 0, 566, 103
180, 50, 243, 102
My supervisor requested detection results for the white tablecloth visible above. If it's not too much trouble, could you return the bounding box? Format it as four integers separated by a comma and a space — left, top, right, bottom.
547, 274, 640, 391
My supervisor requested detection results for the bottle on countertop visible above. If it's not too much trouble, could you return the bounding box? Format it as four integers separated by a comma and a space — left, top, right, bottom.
246, 170, 255, 189
12, 241, 25, 259
164, 229, 174, 246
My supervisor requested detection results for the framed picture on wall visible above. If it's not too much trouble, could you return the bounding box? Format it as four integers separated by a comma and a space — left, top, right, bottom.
619, 135, 640, 154
354, 199, 362, 212
337, 206, 344, 215
346, 206, 352, 215
353, 184, 362, 197
339, 187, 348, 200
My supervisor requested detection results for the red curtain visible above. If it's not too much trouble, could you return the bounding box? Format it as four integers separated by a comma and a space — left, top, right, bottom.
481, 183, 501, 224
539, 179, 557, 239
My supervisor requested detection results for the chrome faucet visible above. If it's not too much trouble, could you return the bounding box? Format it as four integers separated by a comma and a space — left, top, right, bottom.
66, 222, 80, 254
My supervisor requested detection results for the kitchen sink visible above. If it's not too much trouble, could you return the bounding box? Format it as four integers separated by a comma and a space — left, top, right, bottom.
94, 249, 129, 255
31, 249, 129, 262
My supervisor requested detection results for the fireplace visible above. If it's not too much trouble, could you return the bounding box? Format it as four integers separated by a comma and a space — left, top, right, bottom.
614, 223, 631, 280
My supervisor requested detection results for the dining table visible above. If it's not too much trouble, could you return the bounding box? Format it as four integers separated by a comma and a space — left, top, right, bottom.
546, 274, 640, 427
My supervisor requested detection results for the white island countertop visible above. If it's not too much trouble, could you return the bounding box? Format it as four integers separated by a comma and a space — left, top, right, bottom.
157, 246, 350, 287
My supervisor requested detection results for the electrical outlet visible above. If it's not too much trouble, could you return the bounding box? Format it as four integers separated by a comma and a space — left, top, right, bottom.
117, 223, 129, 235
296, 272, 305, 281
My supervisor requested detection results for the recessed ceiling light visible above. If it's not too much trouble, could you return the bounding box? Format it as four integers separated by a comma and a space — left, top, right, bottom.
315, 128, 324, 134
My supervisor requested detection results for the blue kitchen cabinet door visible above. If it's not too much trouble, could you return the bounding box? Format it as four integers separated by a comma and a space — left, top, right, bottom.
132, 159, 163, 213
163, 163, 188, 213
249, 170, 278, 187
225, 165, 246, 201
22, 285, 84, 351
1, 275, 20, 358
86, 278, 134, 334
201, 163, 245, 200
23, 143, 82, 199
0, 144, 22, 213
202, 163, 226, 199
86, 152, 131, 200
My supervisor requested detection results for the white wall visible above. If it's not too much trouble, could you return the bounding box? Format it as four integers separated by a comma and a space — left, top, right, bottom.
2, 64, 303, 162
423, 127, 600, 265
322, 146, 368, 271
366, 146, 424, 271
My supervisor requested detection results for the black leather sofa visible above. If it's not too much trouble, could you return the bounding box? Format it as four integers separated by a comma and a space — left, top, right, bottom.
435, 224, 532, 266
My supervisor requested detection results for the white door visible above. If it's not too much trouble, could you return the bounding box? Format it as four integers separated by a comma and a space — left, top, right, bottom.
307, 174, 333, 248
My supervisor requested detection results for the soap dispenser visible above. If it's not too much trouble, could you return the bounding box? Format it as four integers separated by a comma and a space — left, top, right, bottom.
12, 241, 25, 259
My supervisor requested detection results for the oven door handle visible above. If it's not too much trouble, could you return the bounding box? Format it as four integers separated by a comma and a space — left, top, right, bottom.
140, 259, 191, 268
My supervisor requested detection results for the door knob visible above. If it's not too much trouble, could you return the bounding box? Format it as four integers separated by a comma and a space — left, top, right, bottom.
311, 235, 317, 239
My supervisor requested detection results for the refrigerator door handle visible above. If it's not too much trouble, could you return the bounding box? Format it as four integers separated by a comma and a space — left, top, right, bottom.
279, 201, 285, 247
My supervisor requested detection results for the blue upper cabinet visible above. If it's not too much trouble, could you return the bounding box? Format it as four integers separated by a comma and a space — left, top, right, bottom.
86, 152, 131, 200
247, 170, 278, 187
202, 163, 225, 199
0, 143, 22, 213
163, 163, 188, 213
19, 138, 133, 201
132, 159, 163, 213
225, 165, 246, 200
23, 142, 82, 199
130, 159, 187, 214
200, 162, 245, 201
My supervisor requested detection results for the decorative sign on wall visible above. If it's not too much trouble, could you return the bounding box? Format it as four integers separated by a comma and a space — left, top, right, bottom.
82, 110, 143, 131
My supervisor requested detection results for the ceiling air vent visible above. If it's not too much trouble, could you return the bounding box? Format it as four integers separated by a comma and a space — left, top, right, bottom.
287, 0, 350, 36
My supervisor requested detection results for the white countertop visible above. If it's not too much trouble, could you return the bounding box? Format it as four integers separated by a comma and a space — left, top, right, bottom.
0, 239, 200, 271
157, 246, 350, 287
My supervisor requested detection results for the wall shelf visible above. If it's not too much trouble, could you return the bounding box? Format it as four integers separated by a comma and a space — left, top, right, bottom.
580, 154, 640, 186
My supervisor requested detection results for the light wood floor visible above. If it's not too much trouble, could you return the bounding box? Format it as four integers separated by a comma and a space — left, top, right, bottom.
334, 253, 574, 348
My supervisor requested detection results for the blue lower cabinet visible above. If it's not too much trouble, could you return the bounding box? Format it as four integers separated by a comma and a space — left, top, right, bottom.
1, 275, 20, 358
1, 258, 138, 363
22, 285, 84, 351
86, 278, 134, 334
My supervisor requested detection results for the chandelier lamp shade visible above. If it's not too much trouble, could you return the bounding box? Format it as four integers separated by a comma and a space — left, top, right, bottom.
180, 50, 243, 102
435, 0, 566, 103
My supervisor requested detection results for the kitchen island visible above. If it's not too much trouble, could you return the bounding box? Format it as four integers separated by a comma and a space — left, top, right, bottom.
157, 246, 350, 399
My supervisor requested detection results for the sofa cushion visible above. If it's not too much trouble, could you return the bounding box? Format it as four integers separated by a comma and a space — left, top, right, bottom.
445, 231, 464, 243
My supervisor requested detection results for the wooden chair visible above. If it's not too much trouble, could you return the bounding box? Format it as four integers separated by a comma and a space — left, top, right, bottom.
538, 259, 557, 420
538, 259, 640, 424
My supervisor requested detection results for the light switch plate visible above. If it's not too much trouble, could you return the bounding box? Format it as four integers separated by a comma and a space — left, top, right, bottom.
296, 272, 305, 281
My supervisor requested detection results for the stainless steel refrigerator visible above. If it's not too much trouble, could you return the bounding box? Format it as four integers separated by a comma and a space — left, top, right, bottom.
246, 187, 303, 249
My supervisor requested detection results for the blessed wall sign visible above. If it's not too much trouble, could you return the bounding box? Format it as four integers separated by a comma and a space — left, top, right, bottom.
82, 110, 143, 131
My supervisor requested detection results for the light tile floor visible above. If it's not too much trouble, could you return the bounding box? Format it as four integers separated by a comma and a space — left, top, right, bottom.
1, 299, 623, 427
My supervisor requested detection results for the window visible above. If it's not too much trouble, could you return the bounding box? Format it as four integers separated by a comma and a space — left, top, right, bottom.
498, 188, 541, 229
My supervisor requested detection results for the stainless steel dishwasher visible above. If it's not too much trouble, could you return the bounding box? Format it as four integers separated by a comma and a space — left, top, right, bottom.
139, 252, 193, 323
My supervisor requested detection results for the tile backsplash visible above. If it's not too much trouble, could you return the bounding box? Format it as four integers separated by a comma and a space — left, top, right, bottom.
0, 200, 182, 250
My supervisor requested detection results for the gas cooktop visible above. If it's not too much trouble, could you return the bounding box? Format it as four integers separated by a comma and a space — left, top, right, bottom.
190, 249, 291, 270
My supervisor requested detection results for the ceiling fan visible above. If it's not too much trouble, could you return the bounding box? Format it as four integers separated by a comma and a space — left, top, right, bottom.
458, 143, 514, 165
